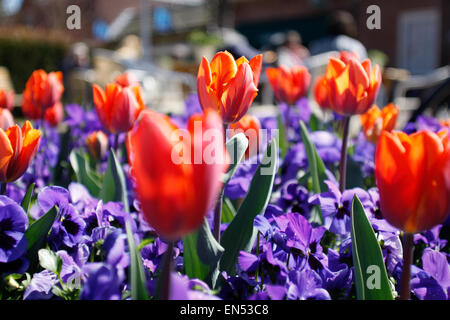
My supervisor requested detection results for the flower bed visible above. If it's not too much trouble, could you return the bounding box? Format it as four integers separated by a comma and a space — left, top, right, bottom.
0, 52, 449, 301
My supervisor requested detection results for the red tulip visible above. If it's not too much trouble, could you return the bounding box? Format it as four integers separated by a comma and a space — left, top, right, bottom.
375, 130, 450, 233
127, 109, 228, 239
197, 51, 262, 124
0, 121, 41, 183
360, 103, 398, 144
0, 109, 14, 131
266, 65, 311, 105
0, 89, 15, 110
324, 55, 381, 116
23, 70, 64, 111
229, 114, 261, 159
93, 83, 145, 134
22, 94, 63, 127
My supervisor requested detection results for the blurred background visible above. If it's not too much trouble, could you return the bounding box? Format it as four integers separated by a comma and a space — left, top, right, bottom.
0, 0, 448, 125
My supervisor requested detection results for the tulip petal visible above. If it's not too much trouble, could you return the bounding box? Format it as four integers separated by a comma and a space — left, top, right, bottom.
0, 129, 13, 180
220, 63, 258, 123
197, 57, 219, 111
248, 54, 263, 86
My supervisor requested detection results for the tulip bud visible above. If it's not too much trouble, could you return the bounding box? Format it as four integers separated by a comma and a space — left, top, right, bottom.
266, 65, 311, 106
197, 51, 262, 124
375, 130, 450, 233
93, 83, 145, 134
127, 109, 228, 239
86, 131, 109, 161
0, 121, 41, 183
229, 114, 261, 159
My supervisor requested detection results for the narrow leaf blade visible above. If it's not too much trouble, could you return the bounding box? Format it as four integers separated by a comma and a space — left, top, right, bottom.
21, 183, 35, 213
125, 219, 149, 300
100, 148, 129, 212
25, 206, 58, 271
183, 218, 224, 288
219, 138, 278, 275
222, 133, 248, 185
69, 151, 101, 197
351, 195, 394, 300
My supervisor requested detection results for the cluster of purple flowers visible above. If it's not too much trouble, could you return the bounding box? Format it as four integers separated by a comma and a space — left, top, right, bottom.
0, 95, 448, 301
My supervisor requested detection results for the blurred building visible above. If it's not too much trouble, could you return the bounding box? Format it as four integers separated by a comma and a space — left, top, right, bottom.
230, 0, 449, 75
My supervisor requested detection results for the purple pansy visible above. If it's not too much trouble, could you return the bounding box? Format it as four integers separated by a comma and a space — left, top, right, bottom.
0, 196, 28, 263
309, 180, 371, 235
38, 186, 86, 249
80, 262, 124, 300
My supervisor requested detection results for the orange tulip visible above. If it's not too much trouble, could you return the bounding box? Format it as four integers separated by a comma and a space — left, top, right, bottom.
0, 89, 15, 110
360, 103, 399, 144
324, 55, 381, 116
0, 109, 14, 131
86, 131, 109, 161
314, 75, 331, 110
440, 119, 450, 128
197, 51, 262, 124
375, 130, 450, 233
266, 65, 311, 106
93, 83, 145, 134
229, 114, 261, 159
0, 121, 41, 183
22, 94, 63, 127
127, 109, 228, 239
23, 70, 64, 111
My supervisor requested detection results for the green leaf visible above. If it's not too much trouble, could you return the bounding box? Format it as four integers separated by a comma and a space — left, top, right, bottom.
125, 219, 149, 300
21, 183, 35, 213
25, 206, 58, 271
183, 218, 224, 288
38, 249, 62, 274
100, 148, 129, 212
222, 133, 248, 185
299, 120, 328, 225
351, 195, 394, 300
346, 157, 365, 189
277, 113, 288, 158
309, 113, 321, 131
219, 138, 278, 275
221, 197, 236, 223
69, 150, 101, 197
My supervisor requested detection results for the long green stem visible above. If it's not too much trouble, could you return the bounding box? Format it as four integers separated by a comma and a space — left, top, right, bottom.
400, 232, 414, 300
213, 124, 228, 242
339, 116, 351, 192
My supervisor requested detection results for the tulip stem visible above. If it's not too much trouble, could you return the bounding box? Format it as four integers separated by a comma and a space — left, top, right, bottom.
160, 240, 174, 300
212, 124, 228, 242
0, 182, 6, 195
339, 116, 351, 192
400, 232, 414, 300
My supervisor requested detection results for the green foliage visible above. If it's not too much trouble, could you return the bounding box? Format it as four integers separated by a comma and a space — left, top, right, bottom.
0, 27, 68, 92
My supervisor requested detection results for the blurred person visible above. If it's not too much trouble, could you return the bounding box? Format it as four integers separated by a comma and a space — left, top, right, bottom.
309, 11, 368, 60
277, 30, 310, 67
116, 35, 142, 61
